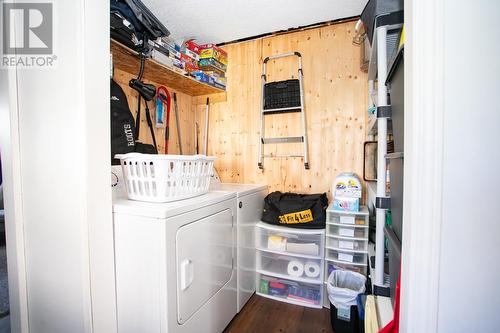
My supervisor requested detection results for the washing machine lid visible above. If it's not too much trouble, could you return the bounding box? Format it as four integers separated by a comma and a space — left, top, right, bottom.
217, 183, 267, 197
112, 191, 236, 218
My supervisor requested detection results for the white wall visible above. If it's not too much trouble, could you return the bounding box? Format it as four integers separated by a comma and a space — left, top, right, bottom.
1, 0, 115, 332
437, 1, 500, 332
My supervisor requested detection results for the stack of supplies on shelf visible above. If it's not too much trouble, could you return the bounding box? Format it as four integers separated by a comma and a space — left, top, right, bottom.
188, 41, 228, 90
151, 37, 186, 75
180, 40, 200, 74
332, 173, 363, 212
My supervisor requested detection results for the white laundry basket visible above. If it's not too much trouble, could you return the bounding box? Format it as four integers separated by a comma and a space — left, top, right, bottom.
115, 153, 216, 203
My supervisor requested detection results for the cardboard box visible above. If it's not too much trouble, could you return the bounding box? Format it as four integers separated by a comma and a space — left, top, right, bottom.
333, 197, 360, 212
180, 53, 198, 66
172, 58, 184, 70
198, 58, 227, 76
184, 40, 201, 54
212, 81, 226, 90
199, 43, 228, 65
152, 49, 173, 69
213, 75, 227, 86
182, 48, 200, 61
184, 62, 199, 74
173, 66, 187, 75
191, 71, 215, 85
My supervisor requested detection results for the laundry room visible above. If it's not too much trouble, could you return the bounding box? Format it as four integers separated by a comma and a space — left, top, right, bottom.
2, 0, 500, 333
109, 1, 395, 332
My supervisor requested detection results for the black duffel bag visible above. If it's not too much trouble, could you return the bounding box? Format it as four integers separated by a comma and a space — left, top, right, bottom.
262, 191, 328, 229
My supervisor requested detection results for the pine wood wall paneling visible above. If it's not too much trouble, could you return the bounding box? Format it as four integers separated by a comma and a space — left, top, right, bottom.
194, 22, 368, 197
113, 68, 195, 155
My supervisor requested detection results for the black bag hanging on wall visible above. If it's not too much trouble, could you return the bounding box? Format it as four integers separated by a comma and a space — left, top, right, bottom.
261, 191, 328, 229
111, 79, 136, 165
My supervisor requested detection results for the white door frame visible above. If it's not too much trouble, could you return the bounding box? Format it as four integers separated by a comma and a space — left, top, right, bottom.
0, 0, 116, 332
400, 0, 444, 331
0, 63, 30, 333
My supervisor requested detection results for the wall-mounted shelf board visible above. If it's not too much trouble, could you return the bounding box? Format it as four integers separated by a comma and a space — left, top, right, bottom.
111, 39, 226, 97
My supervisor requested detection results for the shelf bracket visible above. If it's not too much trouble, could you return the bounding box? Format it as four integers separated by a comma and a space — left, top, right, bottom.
376, 197, 391, 209
377, 105, 392, 118
373, 285, 391, 297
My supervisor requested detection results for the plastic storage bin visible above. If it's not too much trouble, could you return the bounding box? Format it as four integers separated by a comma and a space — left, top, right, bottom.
327, 237, 368, 252
256, 223, 323, 257
257, 251, 323, 283
327, 224, 369, 239
256, 273, 323, 308
327, 248, 367, 265
116, 153, 216, 203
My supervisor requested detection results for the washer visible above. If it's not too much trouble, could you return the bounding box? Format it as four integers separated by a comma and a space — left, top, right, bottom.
216, 183, 267, 312
113, 188, 238, 333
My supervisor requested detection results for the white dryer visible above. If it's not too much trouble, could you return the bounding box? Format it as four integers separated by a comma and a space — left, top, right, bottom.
216, 183, 267, 312
113, 190, 238, 333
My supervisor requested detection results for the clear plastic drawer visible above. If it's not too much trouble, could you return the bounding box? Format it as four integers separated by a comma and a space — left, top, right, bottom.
256, 251, 323, 283
326, 248, 367, 265
326, 236, 368, 252
327, 224, 369, 239
327, 212, 368, 226
326, 260, 368, 276
256, 273, 323, 308
256, 223, 323, 257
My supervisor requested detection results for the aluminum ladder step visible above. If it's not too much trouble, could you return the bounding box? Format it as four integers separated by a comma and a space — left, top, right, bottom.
263, 153, 304, 158
262, 106, 302, 115
262, 136, 304, 144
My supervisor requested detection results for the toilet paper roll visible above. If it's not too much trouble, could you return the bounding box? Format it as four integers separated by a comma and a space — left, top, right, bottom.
287, 260, 304, 277
304, 261, 321, 278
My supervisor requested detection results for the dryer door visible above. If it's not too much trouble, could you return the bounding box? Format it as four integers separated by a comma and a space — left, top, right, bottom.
176, 209, 234, 325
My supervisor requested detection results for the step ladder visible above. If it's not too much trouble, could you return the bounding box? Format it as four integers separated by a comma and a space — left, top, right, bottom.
258, 52, 310, 170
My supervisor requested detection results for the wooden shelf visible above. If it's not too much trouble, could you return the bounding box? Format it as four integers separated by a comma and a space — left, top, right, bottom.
111, 39, 226, 96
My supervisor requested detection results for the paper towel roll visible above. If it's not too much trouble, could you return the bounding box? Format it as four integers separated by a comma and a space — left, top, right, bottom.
304, 261, 321, 278
287, 260, 304, 277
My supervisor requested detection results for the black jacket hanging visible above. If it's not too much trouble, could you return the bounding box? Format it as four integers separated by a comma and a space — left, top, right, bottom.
110, 79, 136, 165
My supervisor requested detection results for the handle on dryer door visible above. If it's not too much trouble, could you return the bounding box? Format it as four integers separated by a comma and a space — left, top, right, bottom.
180, 259, 194, 291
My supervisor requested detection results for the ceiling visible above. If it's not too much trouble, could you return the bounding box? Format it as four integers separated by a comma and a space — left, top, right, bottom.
142, 0, 368, 44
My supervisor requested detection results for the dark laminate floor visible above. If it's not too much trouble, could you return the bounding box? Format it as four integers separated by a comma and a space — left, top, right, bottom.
224, 294, 334, 333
